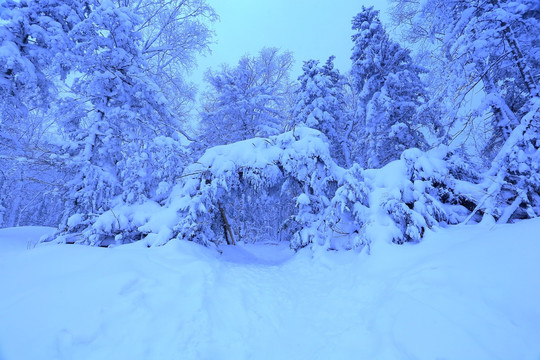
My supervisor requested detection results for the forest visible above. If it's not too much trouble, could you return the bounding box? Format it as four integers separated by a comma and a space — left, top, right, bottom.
0, 0, 538, 251
1, 1, 540, 359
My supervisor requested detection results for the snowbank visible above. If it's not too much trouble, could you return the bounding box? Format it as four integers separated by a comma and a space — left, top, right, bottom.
1, 220, 539, 359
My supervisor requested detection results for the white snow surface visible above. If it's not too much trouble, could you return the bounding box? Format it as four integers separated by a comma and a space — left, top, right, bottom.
1, 220, 540, 360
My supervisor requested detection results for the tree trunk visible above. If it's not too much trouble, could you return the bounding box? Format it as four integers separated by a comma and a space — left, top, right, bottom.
218, 203, 235, 245
491, 0, 538, 97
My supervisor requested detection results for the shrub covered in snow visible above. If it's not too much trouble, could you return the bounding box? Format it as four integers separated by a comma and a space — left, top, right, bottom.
317, 147, 480, 251
47, 135, 188, 247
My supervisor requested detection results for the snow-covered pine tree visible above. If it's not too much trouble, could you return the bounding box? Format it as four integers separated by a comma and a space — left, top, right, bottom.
291, 57, 351, 167
365, 68, 429, 168
350, 6, 431, 168
199, 48, 294, 148
53, 3, 136, 236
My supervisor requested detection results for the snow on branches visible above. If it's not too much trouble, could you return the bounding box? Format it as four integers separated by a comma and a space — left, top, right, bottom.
46, 127, 484, 253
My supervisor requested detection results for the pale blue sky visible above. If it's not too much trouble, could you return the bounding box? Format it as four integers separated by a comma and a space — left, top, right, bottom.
193, 0, 390, 83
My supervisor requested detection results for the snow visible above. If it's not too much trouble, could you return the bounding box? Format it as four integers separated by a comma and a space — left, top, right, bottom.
1, 220, 539, 359
0, 226, 56, 253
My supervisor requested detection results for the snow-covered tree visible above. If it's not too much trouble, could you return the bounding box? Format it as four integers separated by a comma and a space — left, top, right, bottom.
0, 0, 76, 119
391, 0, 540, 222
0, 0, 83, 227
364, 68, 430, 168
199, 48, 294, 147
51, 1, 194, 243
118, 0, 217, 122
391, 0, 539, 158
350, 6, 432, 168
1, 0, 215, 232
291, 57, 351, 167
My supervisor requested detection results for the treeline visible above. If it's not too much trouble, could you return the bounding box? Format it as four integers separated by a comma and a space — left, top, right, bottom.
0, 1, 538, 250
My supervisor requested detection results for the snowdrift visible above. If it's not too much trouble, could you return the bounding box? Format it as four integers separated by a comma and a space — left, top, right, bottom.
1, 220, 540, 359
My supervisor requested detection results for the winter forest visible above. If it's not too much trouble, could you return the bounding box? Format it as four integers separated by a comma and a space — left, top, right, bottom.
1, 0, 539, 358
2, 0, 538, 248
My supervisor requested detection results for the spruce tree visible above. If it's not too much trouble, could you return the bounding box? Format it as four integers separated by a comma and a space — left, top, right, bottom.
351, 6, 430, 168
291, 57, 350, 167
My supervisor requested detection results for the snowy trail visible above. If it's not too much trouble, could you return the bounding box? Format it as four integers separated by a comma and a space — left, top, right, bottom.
1, 220, 539, 359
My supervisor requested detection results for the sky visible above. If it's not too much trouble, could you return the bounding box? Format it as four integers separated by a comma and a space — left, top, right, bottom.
192, 0, 390, 85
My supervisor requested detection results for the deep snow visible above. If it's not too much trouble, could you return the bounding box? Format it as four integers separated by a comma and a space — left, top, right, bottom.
0, 220, 539, 360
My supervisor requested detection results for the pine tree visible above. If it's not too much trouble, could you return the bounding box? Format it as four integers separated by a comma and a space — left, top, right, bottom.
291, 56, 351, 167
350, 6, 430, 168
365, 68, 429, 168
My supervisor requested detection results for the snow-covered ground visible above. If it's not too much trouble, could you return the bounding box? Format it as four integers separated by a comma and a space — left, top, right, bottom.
1, 220, 539, 360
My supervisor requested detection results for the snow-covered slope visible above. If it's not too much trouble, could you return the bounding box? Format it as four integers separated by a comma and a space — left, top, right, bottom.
0, 221, 539, 360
